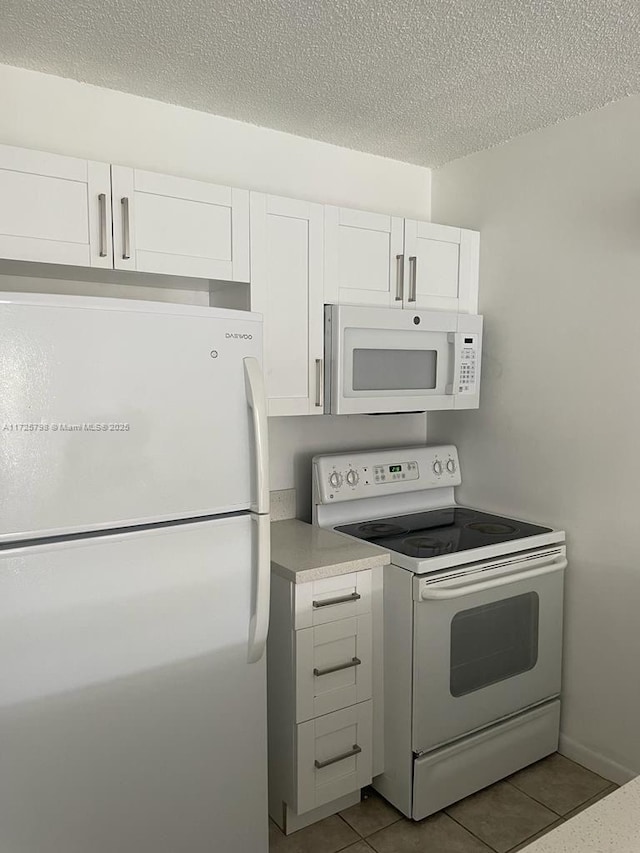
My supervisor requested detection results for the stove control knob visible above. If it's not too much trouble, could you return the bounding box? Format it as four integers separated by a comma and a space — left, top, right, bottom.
432, 460, 443, 476
346, 469, 359, 487
446, 459, 457, 474
329, 471, 343, 489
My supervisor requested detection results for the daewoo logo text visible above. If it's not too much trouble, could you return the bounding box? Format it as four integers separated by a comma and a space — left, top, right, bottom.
225, 333, 253, 340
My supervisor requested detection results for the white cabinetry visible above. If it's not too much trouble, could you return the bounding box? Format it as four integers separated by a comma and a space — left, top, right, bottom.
324, 206, 404, 307
268, 569, 381, 834
296, 701, 373, 815
250, 194, 324, 416
325, 205, 479, 314
0, 143, 112, 269
111, 167, 249, 281
0, 144, 249, 282
404, 220, 479, 313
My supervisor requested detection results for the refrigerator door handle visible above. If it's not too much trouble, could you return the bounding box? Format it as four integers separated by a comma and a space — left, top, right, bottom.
248, 513, 271, 663
243, 357, 270, 515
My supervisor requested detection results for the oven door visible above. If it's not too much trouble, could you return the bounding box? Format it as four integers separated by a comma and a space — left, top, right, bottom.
412, 548, 565, 754
325, 304, 482, 414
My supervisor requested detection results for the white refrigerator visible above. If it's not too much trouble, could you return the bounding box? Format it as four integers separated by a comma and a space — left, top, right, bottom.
0, 293, 271, 852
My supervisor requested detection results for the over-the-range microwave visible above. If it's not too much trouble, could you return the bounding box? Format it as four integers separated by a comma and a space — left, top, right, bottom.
324, 304, 483, 415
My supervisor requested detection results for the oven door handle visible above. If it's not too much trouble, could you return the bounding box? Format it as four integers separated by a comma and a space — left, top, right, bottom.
419, 558, 567, 600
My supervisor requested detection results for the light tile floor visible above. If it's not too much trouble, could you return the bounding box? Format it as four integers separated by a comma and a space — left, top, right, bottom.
269, 753, 617, 853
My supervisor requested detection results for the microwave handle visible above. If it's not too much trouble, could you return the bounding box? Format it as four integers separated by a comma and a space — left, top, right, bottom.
419, 558, 567, 600
446, 332, 458, 395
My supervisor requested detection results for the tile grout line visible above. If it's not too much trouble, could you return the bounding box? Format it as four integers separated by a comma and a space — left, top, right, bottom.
443, 809, 501, 851
362, 816, 403, 838
334, 812, 372, 851
503, 778, 566, 817
503, 777, 614, 819
501, 819, 565, 853
444, 785, 565, 853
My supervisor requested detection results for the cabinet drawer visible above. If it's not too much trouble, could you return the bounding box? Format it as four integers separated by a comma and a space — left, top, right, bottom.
295, 615, 372, 722
296, 701, 372, 815
294, 571, 372, 629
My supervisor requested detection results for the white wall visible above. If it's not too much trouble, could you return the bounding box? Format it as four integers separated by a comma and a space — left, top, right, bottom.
0, 64, 429, 217
0, 64, 430, 504
428, 94, 640, 783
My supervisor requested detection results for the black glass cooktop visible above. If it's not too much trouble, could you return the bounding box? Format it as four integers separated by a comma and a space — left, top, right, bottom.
335, 507, 552, 559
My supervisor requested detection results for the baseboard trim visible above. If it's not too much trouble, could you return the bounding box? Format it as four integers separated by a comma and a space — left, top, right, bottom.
559, 734, 637, 785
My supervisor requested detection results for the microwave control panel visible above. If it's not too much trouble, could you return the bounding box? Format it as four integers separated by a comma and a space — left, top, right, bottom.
314, 445, 461, 504
449, 332, 479, 395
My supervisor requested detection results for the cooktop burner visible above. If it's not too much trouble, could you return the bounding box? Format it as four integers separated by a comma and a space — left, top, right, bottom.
402, 534, 458, 557
357, 522, 409, 538
336, 507, 551, 560
466, 521, 517, 535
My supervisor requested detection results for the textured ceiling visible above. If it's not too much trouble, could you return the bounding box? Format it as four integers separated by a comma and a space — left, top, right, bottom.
1, 0, 639, 167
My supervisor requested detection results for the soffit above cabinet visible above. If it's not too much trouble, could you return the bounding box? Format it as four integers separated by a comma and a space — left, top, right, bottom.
1, 0, 639, 166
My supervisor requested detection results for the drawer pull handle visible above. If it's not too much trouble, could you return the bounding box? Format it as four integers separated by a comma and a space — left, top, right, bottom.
314, 744, 362, 770
314, 657, 361, 677
312, 592, 361, 609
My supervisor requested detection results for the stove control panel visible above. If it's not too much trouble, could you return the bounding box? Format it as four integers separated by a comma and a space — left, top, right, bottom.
313, 445, 461, 504
373, 461, 419, 484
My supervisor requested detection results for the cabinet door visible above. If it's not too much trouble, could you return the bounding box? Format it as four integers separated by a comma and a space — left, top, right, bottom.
324, 206, 404, 307
0, 144, 112, 268
403, 220, 479, 313
111, 166, 249, 281
250, 193, 324, 416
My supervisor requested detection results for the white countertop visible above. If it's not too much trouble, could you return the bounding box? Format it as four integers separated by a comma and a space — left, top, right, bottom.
271, 519, 390, 584
525, 776, 640, 852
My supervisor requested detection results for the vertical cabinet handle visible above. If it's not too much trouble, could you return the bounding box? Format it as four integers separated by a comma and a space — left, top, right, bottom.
121, 197, 131, 260
98, 193, 108, 257
395, 254, 405, 301
408, 256, 417, 302
315, 358, 323, 408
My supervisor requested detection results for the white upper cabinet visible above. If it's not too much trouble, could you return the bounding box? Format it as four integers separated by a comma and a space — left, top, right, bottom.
0, 143, 112, 269
404, 220, 479, 313
324, 206, 404, 307
250, 194, 324, 416
325, 205, 479, 314
111, 167, 250, 281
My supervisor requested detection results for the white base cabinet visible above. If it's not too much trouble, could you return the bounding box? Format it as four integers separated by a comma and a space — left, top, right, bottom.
250, 194, 324, 416
268, 569, 382, 834
324, 204, 479, 314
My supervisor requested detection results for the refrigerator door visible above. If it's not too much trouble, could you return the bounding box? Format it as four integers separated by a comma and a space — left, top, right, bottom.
0, 293, 263, 541
0, 514, 268, 853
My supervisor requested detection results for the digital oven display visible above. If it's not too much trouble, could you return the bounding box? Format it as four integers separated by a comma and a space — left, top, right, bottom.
389, 465, 402, 473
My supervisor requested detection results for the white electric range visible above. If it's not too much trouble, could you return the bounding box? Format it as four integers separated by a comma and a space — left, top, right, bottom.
313, 444, 566, 821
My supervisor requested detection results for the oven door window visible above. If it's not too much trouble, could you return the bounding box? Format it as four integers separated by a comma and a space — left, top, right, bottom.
450, 592, 539, 697
352, 348, 437, 391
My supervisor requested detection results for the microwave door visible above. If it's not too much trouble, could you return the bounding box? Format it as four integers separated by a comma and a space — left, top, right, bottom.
338, 327, 455, 415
